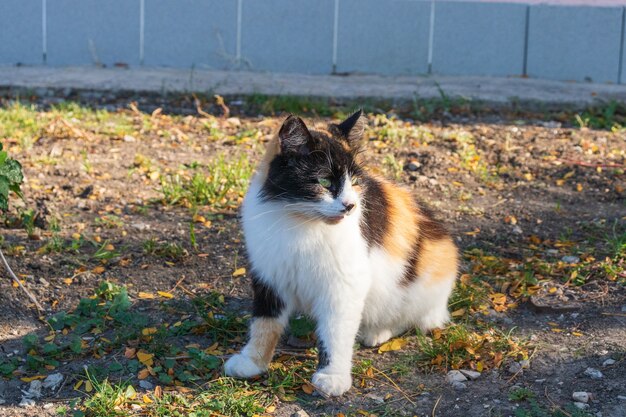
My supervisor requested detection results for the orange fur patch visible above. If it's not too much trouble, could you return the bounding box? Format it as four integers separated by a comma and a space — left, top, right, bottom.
379, 180, 419, 260
247, 317, 283, 368
415, 237, 459, 286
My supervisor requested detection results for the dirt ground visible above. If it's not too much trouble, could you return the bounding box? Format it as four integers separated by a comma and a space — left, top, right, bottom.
0, 95, 624, 417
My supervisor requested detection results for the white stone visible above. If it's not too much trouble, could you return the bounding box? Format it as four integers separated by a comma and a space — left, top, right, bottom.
572, 392, 589, 403
452, 381, 467, 390
19, 398, 36, 407
139, 380, 154, 390
602, 358, 616, 367
43, 373, 64, 390
508, 362, 522, 374
460, 369, 481, 380
584, 367, 603, 379
292, 410, 310, 417
561, 255, 580, 264
617, 395, 626, 401
446, 370, 468, 383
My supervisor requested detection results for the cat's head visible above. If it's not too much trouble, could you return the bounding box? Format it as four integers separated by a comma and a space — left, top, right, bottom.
259, 110, 366, 224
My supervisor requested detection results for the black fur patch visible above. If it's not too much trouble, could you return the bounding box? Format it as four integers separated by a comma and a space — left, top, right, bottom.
317, 340, 330, 370
259, 130, 360, 202
251, 272, 285, 318
359, 176, 389, 248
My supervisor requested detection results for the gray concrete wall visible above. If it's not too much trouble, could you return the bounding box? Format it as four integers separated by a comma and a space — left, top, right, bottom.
1, 0, 625, 84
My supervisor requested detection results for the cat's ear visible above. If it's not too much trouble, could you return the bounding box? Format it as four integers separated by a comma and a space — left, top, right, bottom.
278, 115, 313, 155
336, 109, 365, 147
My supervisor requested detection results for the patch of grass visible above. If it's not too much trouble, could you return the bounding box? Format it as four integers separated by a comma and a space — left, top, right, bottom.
143, 238, 188, 260
509, 387, 535, 401
574, 100, 625, 131
382, 154, 403, 180
246, 94, 339, 117
402, 324, 529, 372
160, 155, 253, 210
0, 101, 47, 149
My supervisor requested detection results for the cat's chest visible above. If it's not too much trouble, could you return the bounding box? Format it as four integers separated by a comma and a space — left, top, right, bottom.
242, 200, 368, 281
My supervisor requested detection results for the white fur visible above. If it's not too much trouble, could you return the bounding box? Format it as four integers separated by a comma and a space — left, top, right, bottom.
227, 173, 456, 396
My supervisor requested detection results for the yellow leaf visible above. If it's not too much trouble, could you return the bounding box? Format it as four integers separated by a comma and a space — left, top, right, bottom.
572, 331, 583, 337
232, 267, 246, 277
137, 351, 154, 366
92, 266, 105, 274
125, 385, 137, 399
20, 375, 46, 382
556, 179, 565, 186
74, 380, 84, 390
302, 384, 314, 394
157, 291, 174, 299
551, 328, 563, 333
378, 338, 408, 353
138, 292, 155, 299
266, 405, 276, 413
576, 183, 583, 192
104, 244, 115, 251
192, 214, 206, 223
476, 361, 484, 372
62, 278, 73, 285
451, 308, 466, 317
85, 380, 93, 393
142, 327, 158, 336
143, 395, 153, 404
44, 334, 55, 342
548, 287, 557, 294
563, 170, 575, 180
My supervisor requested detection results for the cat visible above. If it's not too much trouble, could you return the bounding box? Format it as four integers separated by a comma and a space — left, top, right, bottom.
224, 110, 459, 396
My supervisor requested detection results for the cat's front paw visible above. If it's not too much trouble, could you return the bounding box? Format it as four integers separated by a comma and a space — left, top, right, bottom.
224, 353, 264, 378
359, 328, 393, 347
311, 370, 352, 397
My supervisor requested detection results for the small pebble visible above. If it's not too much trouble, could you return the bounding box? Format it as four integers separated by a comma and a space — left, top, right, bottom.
617, 395, 626, 401
561, 255, 580, 264
19, 398, 36, 407
508, 362, 522, 374
292, 410, 310, 417
139, 380, 154, 390
584, 367, 603, 379
573, 402, 589, 410
602, 358, 616, 367
460, 369, 481, 380
365, 392, 385, 404
535, 379, 546, 384
406, 161, 421, 171
446, 370, 468, 383
572, 392, 589, 403
452, 381, 467, 391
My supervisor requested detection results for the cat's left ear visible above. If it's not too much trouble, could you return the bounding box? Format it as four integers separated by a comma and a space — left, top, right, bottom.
335, 109, 365, 148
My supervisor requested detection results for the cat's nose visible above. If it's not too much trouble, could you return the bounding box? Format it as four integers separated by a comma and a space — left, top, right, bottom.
342, 201, 355, 213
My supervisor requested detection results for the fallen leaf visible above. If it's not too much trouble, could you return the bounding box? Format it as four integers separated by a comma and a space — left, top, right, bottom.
138, 368, 150, 380
21, 375, 46, 382
85, 380, 93, 393
450, 308, 466, 317
124, 347, 136, 359
137, 351, 154, 366
92, 266, 105, 274
378, 338, 408, 353
576, 183, 583, 192
232, 267, 246, 277
74, 380, 83, 390
302, 384, 314, 394
138, 291, 155, 299
142, 327, 158, 336
157, 291, 174, 299
143, 394, 153, 404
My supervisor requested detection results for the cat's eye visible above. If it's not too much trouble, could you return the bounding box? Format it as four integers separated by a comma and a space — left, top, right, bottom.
350, 176, 360, 186
318, 178, 332, 188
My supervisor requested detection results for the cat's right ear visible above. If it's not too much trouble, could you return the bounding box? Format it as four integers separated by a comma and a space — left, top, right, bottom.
278, 115, 313, 156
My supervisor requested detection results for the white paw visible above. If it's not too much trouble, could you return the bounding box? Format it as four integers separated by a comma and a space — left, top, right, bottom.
224, 353, 264, 378
311, 370, 352, 397
359, 329, 393, 347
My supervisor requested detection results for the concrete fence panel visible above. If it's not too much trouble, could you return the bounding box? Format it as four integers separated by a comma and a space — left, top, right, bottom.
527, 5, 623, 83
47, 0, 141, 67
143, 0, 238, 70
432, 1, 527, 77
240, 0, 334, 74
0, 0, 43, 66
335, 0, 431, 76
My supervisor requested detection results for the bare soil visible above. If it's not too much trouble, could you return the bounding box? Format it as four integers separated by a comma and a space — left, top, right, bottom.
0, 97, 624, 417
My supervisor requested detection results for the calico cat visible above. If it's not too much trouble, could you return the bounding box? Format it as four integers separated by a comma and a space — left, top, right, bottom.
224, 110, 458, 396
